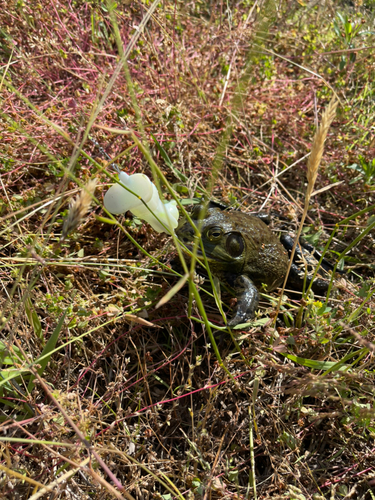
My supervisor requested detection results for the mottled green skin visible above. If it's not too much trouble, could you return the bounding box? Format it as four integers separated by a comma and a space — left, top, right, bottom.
176, 204, 289, 326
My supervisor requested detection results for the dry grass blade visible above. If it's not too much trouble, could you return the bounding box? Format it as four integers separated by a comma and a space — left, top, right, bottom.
26, 457, 90, 500
124, 314, 162, 328
61, 179, 98, 242
156, 273, 189, 309
0, 463, 54, 492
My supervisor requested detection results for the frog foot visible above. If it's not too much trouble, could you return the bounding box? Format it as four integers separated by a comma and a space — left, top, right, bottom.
226, 275, 259, 327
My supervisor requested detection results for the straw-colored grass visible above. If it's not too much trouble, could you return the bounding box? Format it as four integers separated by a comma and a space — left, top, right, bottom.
275, 97, 339, 318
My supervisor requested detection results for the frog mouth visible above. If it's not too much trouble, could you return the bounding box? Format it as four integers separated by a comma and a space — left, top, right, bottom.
178, 242, 220, 263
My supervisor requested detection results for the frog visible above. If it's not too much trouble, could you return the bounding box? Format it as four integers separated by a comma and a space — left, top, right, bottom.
175, 201, 332, 327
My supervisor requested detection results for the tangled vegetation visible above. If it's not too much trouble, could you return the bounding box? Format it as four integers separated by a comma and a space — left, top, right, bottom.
0, 0, 375, 499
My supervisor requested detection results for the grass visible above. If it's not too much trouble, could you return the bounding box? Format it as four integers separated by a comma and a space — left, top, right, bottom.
0, 0, 375, 499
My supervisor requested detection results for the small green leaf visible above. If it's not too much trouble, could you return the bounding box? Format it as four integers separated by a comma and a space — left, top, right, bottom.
0, 342, 24, 365
231, 317, 268, 329
279, 431, 298, 451
25, 297, 43, 342
227, 468, 239, 482
173, 184, 189, 194
232, 322, 252, 329
180, 198, 199, 206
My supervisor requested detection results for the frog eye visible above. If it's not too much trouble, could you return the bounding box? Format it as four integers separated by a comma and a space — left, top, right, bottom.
207, 226, 223, 241
225, 233, 244, 258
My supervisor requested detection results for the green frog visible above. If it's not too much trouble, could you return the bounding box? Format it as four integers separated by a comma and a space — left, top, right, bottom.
176, 201, 331, 327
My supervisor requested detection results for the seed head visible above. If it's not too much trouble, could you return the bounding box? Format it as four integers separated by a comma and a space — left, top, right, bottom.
306, 98, 338, 199
61, 179, 98, 242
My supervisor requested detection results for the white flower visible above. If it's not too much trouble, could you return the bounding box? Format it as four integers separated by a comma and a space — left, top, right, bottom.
104, 171, 179, 234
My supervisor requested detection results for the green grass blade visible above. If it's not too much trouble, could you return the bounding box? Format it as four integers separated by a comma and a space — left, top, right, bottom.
280, 348, 368, 372
150, 133, 187, 183
27, 309, 68, 393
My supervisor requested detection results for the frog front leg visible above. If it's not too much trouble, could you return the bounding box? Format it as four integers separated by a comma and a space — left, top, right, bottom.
225, 274, 259, 327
